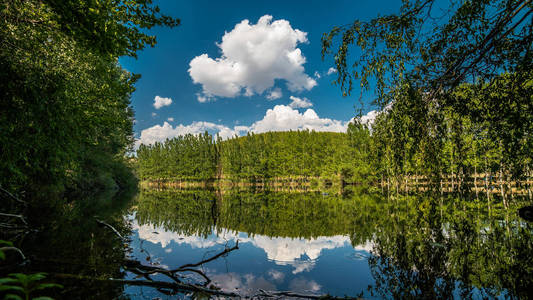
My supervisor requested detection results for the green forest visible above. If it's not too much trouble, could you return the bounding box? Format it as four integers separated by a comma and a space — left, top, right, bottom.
136, 91, 532, 203
136, 131, 359, 182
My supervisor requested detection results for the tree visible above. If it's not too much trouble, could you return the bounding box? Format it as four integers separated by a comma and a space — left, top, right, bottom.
322, 0, 532, 190
0, 0, 180, 194
322, 0, 531, 106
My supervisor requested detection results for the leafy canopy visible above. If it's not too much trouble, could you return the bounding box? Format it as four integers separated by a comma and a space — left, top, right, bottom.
322, 0, 532, 107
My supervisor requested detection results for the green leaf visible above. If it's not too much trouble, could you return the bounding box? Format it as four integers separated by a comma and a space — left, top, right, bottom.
4, 294, 23, 300
0, 285, 25, 292
0, 278, 19, 284
0, 240, 14, 247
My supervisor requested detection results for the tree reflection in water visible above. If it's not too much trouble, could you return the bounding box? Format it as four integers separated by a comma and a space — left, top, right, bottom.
135, 187, 533, 298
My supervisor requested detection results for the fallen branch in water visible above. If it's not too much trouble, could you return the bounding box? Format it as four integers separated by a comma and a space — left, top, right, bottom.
51, 273, 240, 297
95, 218, 124, 240
172, 240, 239, 271
124, 241, 239, 286
0, 186, 27, 206
0, 246, 26, 261
0, 212, 28, 226
255, 289, 358, 299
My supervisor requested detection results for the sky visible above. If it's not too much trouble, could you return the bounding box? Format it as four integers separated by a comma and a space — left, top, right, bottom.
119, 0, 402, 147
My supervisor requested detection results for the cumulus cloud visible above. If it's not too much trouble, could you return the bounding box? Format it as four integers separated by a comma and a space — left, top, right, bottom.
248, 105, 347, 133
288, 96, 313, 108
355, 103, 393, 126
167, 117, 174, 122
327, 67, 337, 75
153, 96, 172, 109
136, 105, 351, 148
189, 15, 316, 101
136, 121, 237, 148
266, 88, 283, 100
289, 277, 321, 293
359, 109, 379, 125
314, 71, 321, 79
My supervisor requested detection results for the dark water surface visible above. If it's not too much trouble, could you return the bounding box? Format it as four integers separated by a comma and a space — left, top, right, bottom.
20, 187, 533, 299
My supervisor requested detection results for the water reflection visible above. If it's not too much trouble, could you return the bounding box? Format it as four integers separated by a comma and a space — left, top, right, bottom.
134, 218, 355, 274
130, 188, 533, 298
18, 189, 136, 299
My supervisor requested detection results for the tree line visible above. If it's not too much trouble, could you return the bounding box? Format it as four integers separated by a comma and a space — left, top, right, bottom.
137, 81, 532, 203
347, 73, 532, 203
136, 131, 364, 183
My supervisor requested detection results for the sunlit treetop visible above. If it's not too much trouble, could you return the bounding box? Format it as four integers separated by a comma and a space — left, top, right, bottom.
2, 0, 180, 58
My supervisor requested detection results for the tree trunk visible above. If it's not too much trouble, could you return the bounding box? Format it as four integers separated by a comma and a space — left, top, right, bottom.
440, 172, 444, 196
506, 173, 514, 201
499, 166, 507, 209
526, 167, 531, 201
474, 164, 479, 199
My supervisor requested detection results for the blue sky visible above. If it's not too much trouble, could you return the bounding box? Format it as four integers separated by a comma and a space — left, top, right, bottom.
120, 0, 401, 146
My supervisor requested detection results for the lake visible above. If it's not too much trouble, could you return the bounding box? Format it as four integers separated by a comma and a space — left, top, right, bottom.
21, 187, 532, 299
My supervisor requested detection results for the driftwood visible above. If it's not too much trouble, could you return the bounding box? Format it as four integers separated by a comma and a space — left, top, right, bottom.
172, 240, 239, 271
95, 218, 125, 240
0, 187, 28, 231
51, 273, 240, 297
0, 212, 28, 225
123, 241, 239, 286
0, 246, 26, 261
254, 289, 357, 299
0, 185, 27, 206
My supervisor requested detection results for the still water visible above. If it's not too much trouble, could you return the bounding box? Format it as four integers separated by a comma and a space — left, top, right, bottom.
22, 187, 532, 299
123, 188, 531, 299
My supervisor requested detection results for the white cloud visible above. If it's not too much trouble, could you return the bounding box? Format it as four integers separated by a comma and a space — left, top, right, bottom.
151, 112, 157, 117
188, 15, 316, 101
167, 117, 174, 122
314, 71, 321, 79
248, 105, 347, 133
136, 121, 237, 148
355, 103, 393, 126
136, 105, 350, 148
327, 67, 337, 75
359, 109, 379, 125
153, 96, 172, 109
266, 88, 282, 100
289, 277, 321, 293
267, 269, 285, 282
134, 218, 354, 275
288, 96, 313, 108
209, 272, 276, 295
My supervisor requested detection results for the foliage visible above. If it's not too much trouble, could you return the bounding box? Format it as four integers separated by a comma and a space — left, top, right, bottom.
322, 0, 532, 198
0, 240, 14, 261
0, 273, 62, 300
135, 130, 374, 184
321, 0, 531, 106
0, 0, 178, 197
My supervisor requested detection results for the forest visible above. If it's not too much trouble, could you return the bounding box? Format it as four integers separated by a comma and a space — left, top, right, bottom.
136, 131, 359, 183
136, 86, 533, 203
